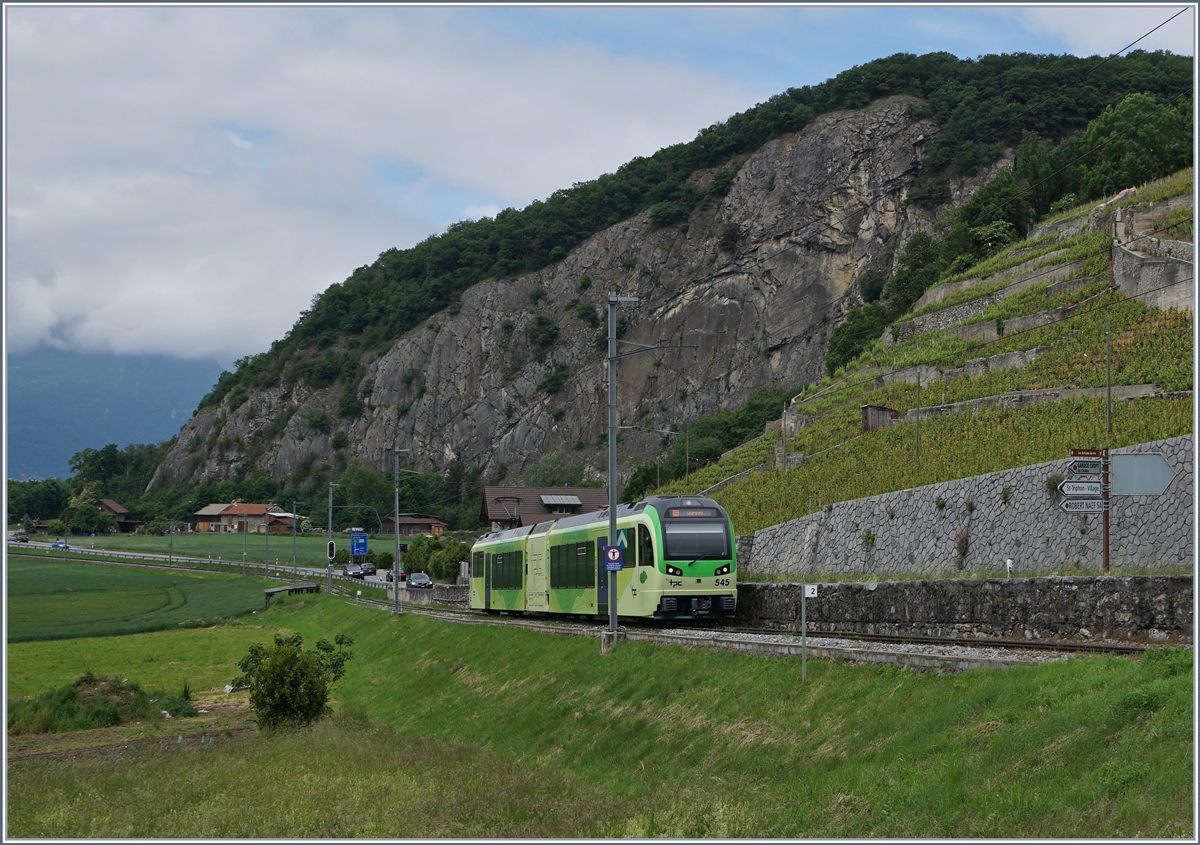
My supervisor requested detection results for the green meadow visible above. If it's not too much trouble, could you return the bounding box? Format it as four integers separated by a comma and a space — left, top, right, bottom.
6, 587, 1193, 838
6, 557, 267, 642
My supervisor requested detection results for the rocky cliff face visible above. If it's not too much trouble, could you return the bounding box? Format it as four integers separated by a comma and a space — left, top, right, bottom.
156, 95, 988, 490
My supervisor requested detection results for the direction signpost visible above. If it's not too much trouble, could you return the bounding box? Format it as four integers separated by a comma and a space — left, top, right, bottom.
1059, 498, 1106, 513
1058, 479, 1103, 497
1066, 448, 1111, 571
350, 532, 368, 558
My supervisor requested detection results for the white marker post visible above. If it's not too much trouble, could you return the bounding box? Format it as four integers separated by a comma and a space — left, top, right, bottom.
801, 584, 817, 682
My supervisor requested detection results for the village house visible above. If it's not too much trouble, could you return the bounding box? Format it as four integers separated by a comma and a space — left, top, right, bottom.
478, 486, 609, 530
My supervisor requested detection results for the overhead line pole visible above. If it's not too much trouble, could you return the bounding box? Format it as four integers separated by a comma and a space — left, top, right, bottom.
604, 294, 697, 652
607, 292, 639, 644
394, 446, 410, 615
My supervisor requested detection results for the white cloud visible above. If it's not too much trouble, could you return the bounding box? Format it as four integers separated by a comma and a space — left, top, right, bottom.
5, 6, 759, 360
463, 204, 503, 221
1011, 5, 1194, 56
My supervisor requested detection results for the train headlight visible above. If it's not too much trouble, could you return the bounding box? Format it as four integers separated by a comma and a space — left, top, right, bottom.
666, 565, 683, 577
714, 564, 730, 576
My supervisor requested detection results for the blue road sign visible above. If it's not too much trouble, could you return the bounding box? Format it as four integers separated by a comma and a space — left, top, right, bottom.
603, 545, 623, 571
350, 533, 368, 556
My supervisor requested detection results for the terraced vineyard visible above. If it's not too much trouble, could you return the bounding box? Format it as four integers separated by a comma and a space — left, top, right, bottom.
658, 171, 1193, 538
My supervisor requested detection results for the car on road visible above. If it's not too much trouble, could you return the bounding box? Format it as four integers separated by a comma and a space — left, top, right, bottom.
51, 539, 69, 550
385, 570, 405, 582
342, 563, 364, 579
408, 572, 433, 589
7, 531, 29, 543
360, 561, 376, 576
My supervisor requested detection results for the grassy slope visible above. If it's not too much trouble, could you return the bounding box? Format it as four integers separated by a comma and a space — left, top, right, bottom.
6, 596, 1194, 838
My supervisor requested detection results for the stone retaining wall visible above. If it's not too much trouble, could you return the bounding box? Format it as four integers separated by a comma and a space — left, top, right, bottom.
1113, 242, 1193, 313
391, 583, 469, 607
740, 435, 1192, 579
735, 575, 1192, 643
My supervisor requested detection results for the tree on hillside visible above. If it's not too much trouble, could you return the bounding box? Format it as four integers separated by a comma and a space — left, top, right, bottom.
522, 451, 590, 488
232, 633, 354, 731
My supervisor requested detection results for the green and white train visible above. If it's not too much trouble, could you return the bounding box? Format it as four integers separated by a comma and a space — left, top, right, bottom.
469, 495, 736, 621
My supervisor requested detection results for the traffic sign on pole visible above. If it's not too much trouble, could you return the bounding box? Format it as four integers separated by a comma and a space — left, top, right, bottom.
603, 545, 624, 572
350, 533, 368, 556
1058, 479, 1103, 497
1110, 453, 1176, 495
1060, 499, 1106, 514
1070, 448, 1105, 457
1067, 459, 1104, 475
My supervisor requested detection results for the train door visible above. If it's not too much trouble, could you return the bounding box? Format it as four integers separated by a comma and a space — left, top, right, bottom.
526, 532, 549, 611
484, 552, 492, 610
596, 536, 607, 615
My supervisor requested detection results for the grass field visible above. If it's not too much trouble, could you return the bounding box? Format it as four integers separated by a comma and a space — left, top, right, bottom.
6, 593, 1193, 837
41, 531, 391, 568
5, 558, 269, 643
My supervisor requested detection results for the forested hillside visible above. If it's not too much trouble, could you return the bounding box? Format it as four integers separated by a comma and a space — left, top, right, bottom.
200, 50, 1190, 411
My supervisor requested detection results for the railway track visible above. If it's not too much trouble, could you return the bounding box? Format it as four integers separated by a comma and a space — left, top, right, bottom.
18, 551, 1166, 670
335, 589, 1161, 669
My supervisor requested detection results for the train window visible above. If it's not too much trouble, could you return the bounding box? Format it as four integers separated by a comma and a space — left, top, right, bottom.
663, 521, 730, 560
472, 552, 484, 578
638, 525, 654, 566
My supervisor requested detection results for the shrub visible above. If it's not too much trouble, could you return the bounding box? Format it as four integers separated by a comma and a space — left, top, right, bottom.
232, 633, 354, 731
308, 410, 332, 435
576, 301, 600, 327
331, 431, 349, 450
528, 286, 547, 305
861, 528, 875, 547
718, 222, 741, 253
526, 315, 559, 355
538, 363, 571, 394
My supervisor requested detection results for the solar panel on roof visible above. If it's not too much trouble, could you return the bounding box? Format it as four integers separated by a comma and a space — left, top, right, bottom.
539, 494, 582, 506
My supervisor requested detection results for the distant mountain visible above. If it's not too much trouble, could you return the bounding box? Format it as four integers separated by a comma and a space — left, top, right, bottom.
6, 347, 225, 480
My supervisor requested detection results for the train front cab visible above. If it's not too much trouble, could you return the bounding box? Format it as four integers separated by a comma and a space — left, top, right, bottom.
640, 497, 737, 622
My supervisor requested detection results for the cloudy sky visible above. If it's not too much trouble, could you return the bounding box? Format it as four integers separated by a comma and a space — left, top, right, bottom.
5, 3, 1194, 367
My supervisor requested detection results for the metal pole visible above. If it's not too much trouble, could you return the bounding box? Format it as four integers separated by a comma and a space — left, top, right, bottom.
915, 370, 921, 458
801, 590, 808, 683
608, 293, 619, 638
327, 483, 335, 592
292, 501, 299, 585
1102, 448, 1110, 573
168, 519, 174, 563
394, 447, 409, 615
264, 507, 269, 572
606, 292, 638, 644
242, 518, 247, 576
1106, 315, 1113, 437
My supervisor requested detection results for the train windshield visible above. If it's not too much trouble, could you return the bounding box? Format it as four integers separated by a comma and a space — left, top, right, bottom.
662, 521, 730, 560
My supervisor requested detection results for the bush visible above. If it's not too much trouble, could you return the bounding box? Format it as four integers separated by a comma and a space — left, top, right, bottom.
538, 363, 571, 394
232, 633, 354, 731
331, 431, 349, 450
308, 410, 332, 435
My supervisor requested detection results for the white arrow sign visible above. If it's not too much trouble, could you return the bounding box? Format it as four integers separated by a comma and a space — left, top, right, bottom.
1060, 499, 1106, 513
1111, 453, 1176, 496
1058, 479, 1103, 497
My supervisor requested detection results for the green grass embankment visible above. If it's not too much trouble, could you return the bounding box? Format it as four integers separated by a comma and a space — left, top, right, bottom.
6, 595, 1194, 837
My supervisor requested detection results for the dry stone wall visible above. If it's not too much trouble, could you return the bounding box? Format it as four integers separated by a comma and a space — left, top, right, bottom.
735, 575, 1192, 643
738, 435, 1192, 580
